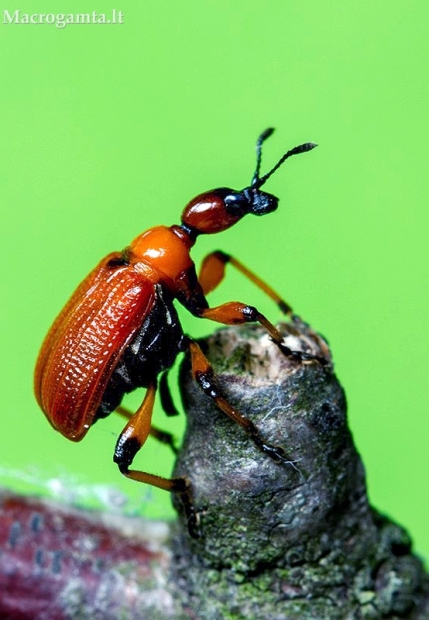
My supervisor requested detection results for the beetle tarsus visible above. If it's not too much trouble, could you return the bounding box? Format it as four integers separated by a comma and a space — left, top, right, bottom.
174, 477, 200, 538
278, 342, 328, 366
260, 443, 288, 464
251, 432, 293, 466
278, 300, 293, 316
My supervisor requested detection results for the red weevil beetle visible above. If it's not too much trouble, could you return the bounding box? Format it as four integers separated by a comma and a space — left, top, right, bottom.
34, 128, 321, 536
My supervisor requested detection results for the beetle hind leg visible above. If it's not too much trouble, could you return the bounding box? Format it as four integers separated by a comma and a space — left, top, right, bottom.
113, 385, 199, 537
115, 404, 178, 454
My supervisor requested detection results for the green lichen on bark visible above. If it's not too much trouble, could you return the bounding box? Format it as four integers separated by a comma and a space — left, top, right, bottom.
168, 322, 429, 619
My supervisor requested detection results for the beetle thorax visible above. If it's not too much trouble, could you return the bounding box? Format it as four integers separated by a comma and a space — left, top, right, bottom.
130, 225, 194, 283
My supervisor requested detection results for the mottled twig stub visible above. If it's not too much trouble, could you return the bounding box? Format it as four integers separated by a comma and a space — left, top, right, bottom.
170, 322, 429, 620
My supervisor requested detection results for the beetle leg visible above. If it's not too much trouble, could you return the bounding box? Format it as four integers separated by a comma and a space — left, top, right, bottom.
114, 387, 198, 537
115, 404, 178, 453
197, 253, 328, 363
199, 250, 294, 317
197, 302, 325, 364
159, 371, 180, 417
188, 339, 294, 466
177, 264, 325, 364
149, 427, 178, 454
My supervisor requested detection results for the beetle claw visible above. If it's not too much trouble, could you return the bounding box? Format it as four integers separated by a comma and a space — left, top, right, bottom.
186, 508, 201, 539
278, 342, 328, 366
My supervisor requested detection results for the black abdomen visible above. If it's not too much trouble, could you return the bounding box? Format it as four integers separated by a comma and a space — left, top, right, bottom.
96, 284, 186, 419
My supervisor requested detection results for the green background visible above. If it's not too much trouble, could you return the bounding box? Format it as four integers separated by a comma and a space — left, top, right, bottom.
1, 2, 428, 562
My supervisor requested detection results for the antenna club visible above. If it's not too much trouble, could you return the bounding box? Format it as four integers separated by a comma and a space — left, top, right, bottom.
253, 136, 318, 189
297, 142, 318, 152
258, 127, 275, 142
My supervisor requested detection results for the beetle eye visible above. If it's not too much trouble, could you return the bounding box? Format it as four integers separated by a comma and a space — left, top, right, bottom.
223, 193, 249, 217
242, 187, 278, 216
251, 191, 278, 215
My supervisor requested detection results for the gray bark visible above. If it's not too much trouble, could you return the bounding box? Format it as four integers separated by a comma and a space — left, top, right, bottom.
169, 322, 429, 619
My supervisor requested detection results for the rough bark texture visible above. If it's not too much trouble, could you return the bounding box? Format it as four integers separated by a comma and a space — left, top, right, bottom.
170, 322, 429, 619
1, 322, 427, 619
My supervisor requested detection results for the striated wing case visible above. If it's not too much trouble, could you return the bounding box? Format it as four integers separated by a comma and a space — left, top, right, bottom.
34, 254, 155, 441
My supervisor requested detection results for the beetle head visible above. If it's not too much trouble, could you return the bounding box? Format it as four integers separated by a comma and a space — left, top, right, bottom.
180, 128, 316, 235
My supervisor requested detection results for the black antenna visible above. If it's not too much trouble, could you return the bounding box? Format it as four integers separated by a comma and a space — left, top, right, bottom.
251, 128, 317, 190
252, 127, 275, 186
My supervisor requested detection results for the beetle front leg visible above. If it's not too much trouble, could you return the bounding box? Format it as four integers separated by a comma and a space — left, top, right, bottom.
199, 250, 294, 316
188, 339, 294, 466
197, 253, 331, 359
176, 264, 325, 365
113, 385, 199, 537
